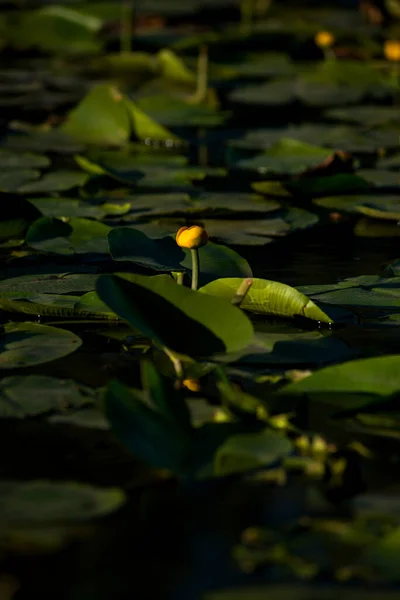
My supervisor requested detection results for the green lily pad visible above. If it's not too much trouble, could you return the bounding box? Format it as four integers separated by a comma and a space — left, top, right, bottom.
200, 277, 332, 323
26, 217, 111, 256
222, 331, 356, 366
214, 429, 293, 477
0, 149, 50, 169
298, 276, 400, 309
314, 194, 400, 219
5, 6, 103, 54
357, 170, 400, 187
108, 226, 252, 283
197, 209, 319, 246
18, 170, 89, 194
0, 292, 115, 319
221, 52, 295, 79
0, 322, 82, 369
0, 272, 98, 294
61, 84, 131, 146
279, 355, 400, 404
27, 197, 106, 219
105, 378, 191, 475
96, 273, 254, 357
0, 169, 41, 192
3, 130, 85, 155
48, 407, 110, 430
230, 124, 375, 155
136, 93, 227, 127
0, 480, 125, 525
325, 105, 400, 127
235, 138, 333, 176
0, 375, 96, 418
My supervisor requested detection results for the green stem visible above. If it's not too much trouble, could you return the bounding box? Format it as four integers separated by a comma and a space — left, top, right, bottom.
187, 45, 208, 104
176, 272, 184, 286
240, 0, 254, 32
191, 248, 199, 291
163, 346, 183, 380
120, 0, 133, 54
231, 278, 253, 307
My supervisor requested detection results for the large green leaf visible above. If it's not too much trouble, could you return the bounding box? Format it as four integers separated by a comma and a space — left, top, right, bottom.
124, 96, 180, 141
214, 429, 293, 477
26, 217, 111, 255
5, 6, 103, 54
61, 84, 131, 146
105, 379, 190, 474
0, 322, 82, 368
0, 375, 96, 418
108, 227, 186, 271
0, 481, 125, 526
200, 278, 332, 323
96, 273, 254, 357
141, 360, 191, 433
278, 355, 400, 409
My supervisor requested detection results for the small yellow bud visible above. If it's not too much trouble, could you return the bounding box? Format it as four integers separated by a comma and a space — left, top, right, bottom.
176, 225, 208, 249
315, 30, 335, 49
384, 40, 400, 62
182, 378, 201, 392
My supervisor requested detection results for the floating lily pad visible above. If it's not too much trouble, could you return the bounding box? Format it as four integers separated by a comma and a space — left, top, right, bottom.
298, 276, 400, 309
0, 169, 41, 192
214, 429, 293, 477
27, 197, 106, 219
0, 322, 82, 369
26, 217, 111, 256
222, 331, 356, 366
0, 272, 98, 294
0, 480, 125, 525
61, 84, 131, 146
279, 355, 400, 412
108, 226, 252, 283
325, 105, 400, 127
235, 138, 333, 176
5, 6, 103, 54
0, 375, 96, 418
0, 149, 50, 169
18, 170, 89, 194
314, 194, 400, 219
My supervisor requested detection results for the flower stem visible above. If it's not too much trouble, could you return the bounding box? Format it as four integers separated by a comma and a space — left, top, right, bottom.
187, 45, 208, 104
190, 248, 200, 291
120, 0, 133, 54
231, 278, 253, 307
163, 346, 183, 380
176, 272, 184, 286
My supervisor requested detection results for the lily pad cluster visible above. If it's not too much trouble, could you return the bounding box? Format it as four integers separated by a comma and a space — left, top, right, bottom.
1, 0, 400, 597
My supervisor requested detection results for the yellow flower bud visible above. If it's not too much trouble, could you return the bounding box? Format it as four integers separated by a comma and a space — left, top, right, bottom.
176, 225, 208, 249
384, 40, 400, 62
315, 30, 335, 49
182, 378, 201, 392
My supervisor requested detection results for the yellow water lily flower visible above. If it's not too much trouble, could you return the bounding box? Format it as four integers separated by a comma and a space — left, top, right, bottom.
384, 39, 400, 62
182, 378, 201, 392
176, 225, 208, 249
315, 30, 335, 49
